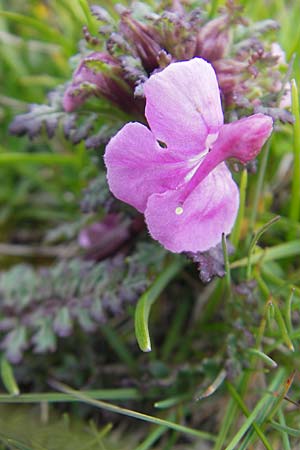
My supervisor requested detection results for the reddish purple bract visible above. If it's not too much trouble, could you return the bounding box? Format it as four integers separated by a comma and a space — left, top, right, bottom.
104, 58, 273, 253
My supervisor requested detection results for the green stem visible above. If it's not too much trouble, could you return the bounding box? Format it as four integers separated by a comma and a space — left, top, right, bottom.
285, 288, 295, 334
222, 233, 231, 291
249, 141, 271, 234
209, 0, 219, 18
78, 0, 96, 33
231, 168, 248, 249
289, 79, 300, 228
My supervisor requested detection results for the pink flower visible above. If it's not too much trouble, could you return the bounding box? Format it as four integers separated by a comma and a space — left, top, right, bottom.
104, 58, 273, 253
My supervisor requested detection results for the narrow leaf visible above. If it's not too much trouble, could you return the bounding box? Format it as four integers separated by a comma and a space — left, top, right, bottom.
135, 258, 185, 352
0, 356, 20, 395
231, 241, 300, 269
247, 348, 277, 368
50, 380, 217, 442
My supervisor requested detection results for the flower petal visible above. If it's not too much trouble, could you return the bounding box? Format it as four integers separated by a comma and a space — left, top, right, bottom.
145, 163, 239, 253
212, 113, 273, 163
168, 113, 273, 205
104, 122, 191, 212
144, 58, 223, 156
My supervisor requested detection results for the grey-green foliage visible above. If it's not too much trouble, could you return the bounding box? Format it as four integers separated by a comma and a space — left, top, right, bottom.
9, 86, 123, 149
0, 243, 167, 363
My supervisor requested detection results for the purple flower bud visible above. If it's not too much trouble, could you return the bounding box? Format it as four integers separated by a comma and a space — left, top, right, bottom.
120, 12, 163, 73
195, 16, 230, 62
79, 214, 131, 260
63, 52, 135, 113
213, 58, 247, 101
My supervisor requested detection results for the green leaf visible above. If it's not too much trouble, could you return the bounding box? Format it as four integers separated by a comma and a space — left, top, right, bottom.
231, 241, 300, 269
273, 300, 294, 351
247, 348, 277, 368
0, 356, 20, 395
230, 168, 248, 249
270, 420, 300, 438
289, 79, 300, 227
134, 257, 185, 352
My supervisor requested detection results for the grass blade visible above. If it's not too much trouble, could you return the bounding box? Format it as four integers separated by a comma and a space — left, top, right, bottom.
270, 420, 300, 438
247, 348, 277, 369
0, 152, 80, 167
0, 10, 72, 51
0, 388, 141, 403
135, 257, 185, 352
278, 408, 292, 450
224, 368, 286, 450
50, 380, 217, 443
226, 381, 273, 450
231, 240, 300, 269
289, 79, 300, 227
230, 168, 248, 248
249, 141, 271, 234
